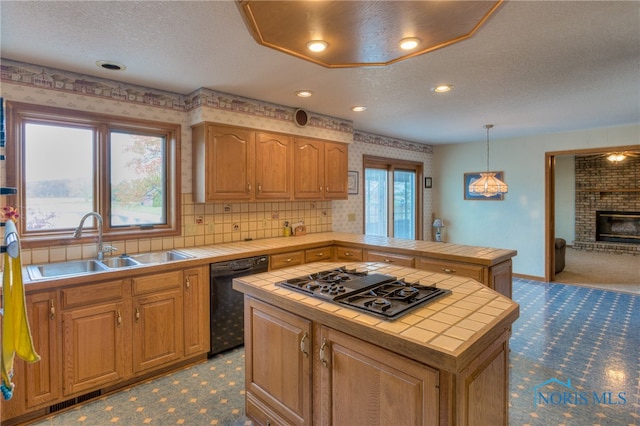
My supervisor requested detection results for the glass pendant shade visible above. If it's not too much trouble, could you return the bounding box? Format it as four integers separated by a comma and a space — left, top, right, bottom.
468, 172, 509, 197
468, 124, 508, 197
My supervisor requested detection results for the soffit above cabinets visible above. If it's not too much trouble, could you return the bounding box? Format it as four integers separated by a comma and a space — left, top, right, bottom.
237, 0, 503, 68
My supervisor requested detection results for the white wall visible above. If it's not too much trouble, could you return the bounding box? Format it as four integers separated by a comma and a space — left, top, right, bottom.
432, 124, 640, 278
554, 155, 575, 244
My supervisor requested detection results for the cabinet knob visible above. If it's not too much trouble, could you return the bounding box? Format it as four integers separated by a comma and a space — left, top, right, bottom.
344, 252, 352, 256
319, 338, 329, 367
442, 268, 456, 274
384, 258, 393, 263
300, 332, 309, 358
285, 258, 292, 263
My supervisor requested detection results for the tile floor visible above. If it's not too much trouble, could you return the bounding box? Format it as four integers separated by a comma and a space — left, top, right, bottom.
28, 278, 639, 425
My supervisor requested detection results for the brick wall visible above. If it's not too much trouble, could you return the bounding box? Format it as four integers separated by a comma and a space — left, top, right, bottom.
574, 154, 640, 254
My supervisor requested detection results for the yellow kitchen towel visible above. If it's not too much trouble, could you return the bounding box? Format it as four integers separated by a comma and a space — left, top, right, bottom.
1, 220, 40, 400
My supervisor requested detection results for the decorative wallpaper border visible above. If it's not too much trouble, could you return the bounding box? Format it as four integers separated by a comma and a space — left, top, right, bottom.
354, 130, 433, 154
0, 59, 352, 135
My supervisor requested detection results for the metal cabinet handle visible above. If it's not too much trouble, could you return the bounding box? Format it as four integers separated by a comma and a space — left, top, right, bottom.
319, 185, 323, 192
300, 332, 309, 357
384, 258, 394, 263
316, 252, 324, 257
344, 252, 352, 257
135, 307, 140, 322
117, 310, 122, 327
185, 277, 190, 290
247, 183, 251, 192
49, 300, 56, 320
257, 184, 262, 193
319, 338, 329, 367
442, 268, 456, 274
285, 258, 292, 263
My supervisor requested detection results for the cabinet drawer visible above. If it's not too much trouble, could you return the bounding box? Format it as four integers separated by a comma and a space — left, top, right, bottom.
416, 258, 485, 282
270, 251, 304, 270
132, 270, 182, 295
61, 280, 125, 309
366, 251, 415, 267
334, 246, 363, 262
305, 246, 333, 263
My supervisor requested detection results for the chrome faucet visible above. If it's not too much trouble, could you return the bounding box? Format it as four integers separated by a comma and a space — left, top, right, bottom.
73, 212, 116, 260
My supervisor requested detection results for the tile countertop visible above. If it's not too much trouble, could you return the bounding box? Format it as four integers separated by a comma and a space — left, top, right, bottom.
233, 261, 520, 374
180, 231, 517, 265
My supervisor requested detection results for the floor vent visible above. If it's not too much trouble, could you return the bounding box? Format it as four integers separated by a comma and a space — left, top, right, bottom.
48, 389, 103, 413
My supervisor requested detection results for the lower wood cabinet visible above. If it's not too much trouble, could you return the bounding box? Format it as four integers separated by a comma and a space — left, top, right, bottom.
245, 297, 439, 426
317, 325, 439, 426
304, 246, 333, 263
365, 250, 415, 267
270, 250, 304, 270
334, 246, 363, 262
245, 297, 312, 426
2, 266, 209, 425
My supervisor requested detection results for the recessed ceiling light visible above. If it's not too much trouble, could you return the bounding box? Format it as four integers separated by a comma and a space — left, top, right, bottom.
432, 84, 454, 93
96, 60, 126, 71
399, 37, 420, 50
307, 40, 328, 52
296, 90, 313, 98
351, 106, 367, 112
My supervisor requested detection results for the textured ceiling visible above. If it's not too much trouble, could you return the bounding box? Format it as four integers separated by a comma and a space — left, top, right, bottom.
1, 1, 639, 145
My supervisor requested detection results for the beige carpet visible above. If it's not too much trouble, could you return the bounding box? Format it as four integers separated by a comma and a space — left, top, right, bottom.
554, 247, 640, 294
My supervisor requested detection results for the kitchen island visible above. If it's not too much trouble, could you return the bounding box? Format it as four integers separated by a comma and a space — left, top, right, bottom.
233, 262, 519, 426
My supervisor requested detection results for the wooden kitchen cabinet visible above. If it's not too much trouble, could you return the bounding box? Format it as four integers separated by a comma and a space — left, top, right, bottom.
416, 257, 513, 298
61, 280, 129, 396
317, 325, 439, 426
183, 266, 210, 356
270, 250, 304, 270
304, 246, 333, 263
294, 137, 348, 200
131, 271, 184, 373
334, 246, 363, 262
192, 123, 293, 202
366, 250, 415, 267
245, 297, 312, 426
0, 291, 61, 422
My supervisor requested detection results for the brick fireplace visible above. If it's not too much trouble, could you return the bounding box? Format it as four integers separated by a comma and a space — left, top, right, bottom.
573, 153, 640, 255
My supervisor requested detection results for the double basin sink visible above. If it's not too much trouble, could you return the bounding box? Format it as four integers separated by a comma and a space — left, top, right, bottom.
27, 250, 193, 280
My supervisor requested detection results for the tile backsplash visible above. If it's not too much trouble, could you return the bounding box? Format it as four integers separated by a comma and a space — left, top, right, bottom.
20, 194, 332, 266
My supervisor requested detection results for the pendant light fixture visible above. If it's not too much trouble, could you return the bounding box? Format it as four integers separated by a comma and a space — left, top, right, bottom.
468, 124, 508, 197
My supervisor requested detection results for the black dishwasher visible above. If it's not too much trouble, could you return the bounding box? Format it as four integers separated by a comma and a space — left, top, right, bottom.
209, 255, 269, 356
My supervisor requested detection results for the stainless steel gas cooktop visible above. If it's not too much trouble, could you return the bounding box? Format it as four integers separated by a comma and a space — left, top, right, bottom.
275, 267, 451, 320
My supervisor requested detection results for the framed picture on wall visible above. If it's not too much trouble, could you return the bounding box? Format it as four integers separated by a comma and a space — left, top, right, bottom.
348, 171, 359, 194
464, 171, 506, 200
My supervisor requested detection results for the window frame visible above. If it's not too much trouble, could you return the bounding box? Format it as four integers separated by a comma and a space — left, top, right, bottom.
5, 101, 181, 248
363, 155, 423, 239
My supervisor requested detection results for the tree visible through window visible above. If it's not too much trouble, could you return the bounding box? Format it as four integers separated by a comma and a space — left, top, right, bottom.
6, 101, 181, 244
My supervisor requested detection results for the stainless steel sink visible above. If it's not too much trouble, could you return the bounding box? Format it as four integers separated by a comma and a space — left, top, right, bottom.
27, 259, 109, 280
101, 257, 141, 268
129, 250, 193, 264
26, 250, 194, 280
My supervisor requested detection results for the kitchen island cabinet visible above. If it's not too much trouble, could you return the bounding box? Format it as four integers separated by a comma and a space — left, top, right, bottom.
234, 262, 519, 426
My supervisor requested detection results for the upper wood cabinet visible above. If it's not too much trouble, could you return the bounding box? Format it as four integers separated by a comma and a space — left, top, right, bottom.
192, 123, 293, 202
294, 138, 348, 200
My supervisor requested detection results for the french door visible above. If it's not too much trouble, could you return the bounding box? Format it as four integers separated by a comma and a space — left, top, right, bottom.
364, 156, 422, 239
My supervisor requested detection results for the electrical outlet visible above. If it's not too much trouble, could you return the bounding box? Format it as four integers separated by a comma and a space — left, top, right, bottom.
185, 224, 198, 236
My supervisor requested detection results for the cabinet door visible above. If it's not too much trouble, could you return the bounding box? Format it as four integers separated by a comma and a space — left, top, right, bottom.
255, 131, 293, 200
318, 326, 439, 426
294, 138, 324, 199
183, 267, 209, 356
132, 288, 183, 374
62, 301, 128, 395
245, 298, 312, 426
26, 291, 61, 408
323, 142, 348, 200
206, 124, 254, 200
